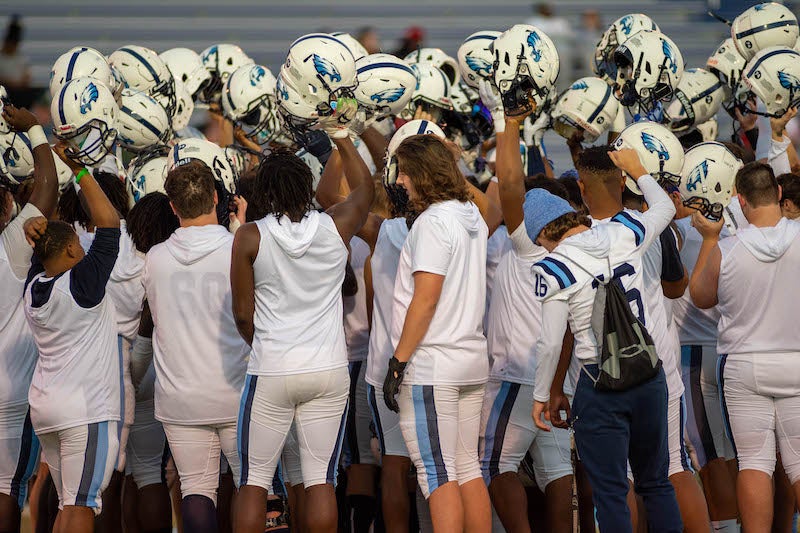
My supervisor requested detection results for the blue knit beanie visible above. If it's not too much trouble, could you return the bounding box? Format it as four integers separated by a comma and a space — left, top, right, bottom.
523, 188, 576, 243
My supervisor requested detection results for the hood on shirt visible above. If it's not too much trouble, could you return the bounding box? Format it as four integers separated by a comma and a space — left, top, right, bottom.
264, 211, 320, 258
737, 217, 800, 263
559, 223, 612, 259
430, 200, 482, 234
166, 224, 232, 265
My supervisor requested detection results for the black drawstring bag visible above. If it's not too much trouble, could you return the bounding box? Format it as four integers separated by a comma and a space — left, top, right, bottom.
552, 253, 661, 392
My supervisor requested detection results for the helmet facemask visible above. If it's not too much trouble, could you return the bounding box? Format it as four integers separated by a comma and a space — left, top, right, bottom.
57, 119, 117, 166
239, 96, 281, 146
614, 49, 674, 113
682, 195, 724, 221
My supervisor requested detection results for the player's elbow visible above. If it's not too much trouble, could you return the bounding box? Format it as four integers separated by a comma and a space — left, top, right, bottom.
689, 284, 717, 310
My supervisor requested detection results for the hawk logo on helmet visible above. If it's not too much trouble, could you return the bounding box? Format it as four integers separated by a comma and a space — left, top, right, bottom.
79, 82, 100, 114
527, 31, 543, 62
571, 80, 589, 91
661, 39, 679, 75
4, 146, 18, 167
620, 15, 634, 36
276, 78, 289, 100
465, 56, 492, 75
371, 87, 406, 104
754, 3, 767, 11
641, 131, 670, 161
311, 54, 342, 83
778, 71, 800, 92
202, 46, 218, 66
686, 160, 708, 192
250, 66, 266, 87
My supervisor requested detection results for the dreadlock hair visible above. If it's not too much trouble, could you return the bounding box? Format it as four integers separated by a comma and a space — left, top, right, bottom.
250, 147, 314, 223
127, 192, 179, 253
58, 170, 129, 229
33, 220, 76, 263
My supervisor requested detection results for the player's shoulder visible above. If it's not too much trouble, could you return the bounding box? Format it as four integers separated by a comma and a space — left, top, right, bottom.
532, 253, 579, 300
609, 209, 646, 247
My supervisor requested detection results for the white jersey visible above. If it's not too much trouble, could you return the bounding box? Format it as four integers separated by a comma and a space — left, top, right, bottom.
672, 216, 721, 346
143, 225, 248, 425
365, 218, 408, 387
487, 223, 547, 385
24, 228, 121, 433
717, 218, 800, 356
249, 211, 349, 376
485, 225, 511, 332
391, 200, 489, 386
344, 237, 371, 362
0, 204, 42, 409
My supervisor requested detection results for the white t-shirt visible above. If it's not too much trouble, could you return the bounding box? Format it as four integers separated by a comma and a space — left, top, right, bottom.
365, 218, 408, 387
249, 211, 349, 376
390, 200, 489, 386
143, 225, 248, 425
486, 223, 547, 385
484, 225, 511, 332
344, 236, 371, 362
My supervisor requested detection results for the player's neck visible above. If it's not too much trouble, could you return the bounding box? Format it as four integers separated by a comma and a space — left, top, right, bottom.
179, 212, 218, 228
745, 205, 783, 228
587, 198, 622, 221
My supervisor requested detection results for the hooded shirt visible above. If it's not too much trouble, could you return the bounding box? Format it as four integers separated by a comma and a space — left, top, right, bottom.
143, 224, 248, 425
249, 210, 349, 376
390, 200, 489, 386
717, 217, 800, 355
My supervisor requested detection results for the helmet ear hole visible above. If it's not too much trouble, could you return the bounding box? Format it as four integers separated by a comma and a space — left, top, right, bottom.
715, 182, 722, 193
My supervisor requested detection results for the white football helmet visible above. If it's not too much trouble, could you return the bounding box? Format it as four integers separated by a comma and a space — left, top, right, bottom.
172, 79, 195, 131
731, 2, 799, 62
404, 47, 460, 86
706, 38, 748, 103
222, 64, 280, 146
0, 130, 34, 183
51, 77, 119, 165
354, 54, 417, 117
665, 68, 725, 133
116, 88, 172, 152
199, 44, 254, 103
160, 47, 212, 100
50, 46, 117, 99
458, 31, 501, 89
552, 76, 618, 142
275, 70, 321, 132
400, 62, 453, 119
740, 46, 800, 117
613, 30, 684, 111
126, 146, 169, 205
679, 141, 742, 221
491, 24, 560, 117
330, 32, 369, 61
0, 86, 11, 135
169, 138, 237, 193
594, 14, 660, 83
612, 121, 684, 194
383, 119, 446, 212
108, 45, 176, 118
696, 117, 719, 142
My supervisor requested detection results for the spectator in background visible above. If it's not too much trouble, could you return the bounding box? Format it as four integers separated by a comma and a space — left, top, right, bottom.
393, 26, 425, 59
0, 15, 31, 91
525, 3, 574, 90
357, 26, 381, 54
574, 10, 603, 79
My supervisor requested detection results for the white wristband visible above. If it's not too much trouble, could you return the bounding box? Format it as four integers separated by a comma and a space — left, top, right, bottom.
490, 176, 499, 184
26, 125, 48, 149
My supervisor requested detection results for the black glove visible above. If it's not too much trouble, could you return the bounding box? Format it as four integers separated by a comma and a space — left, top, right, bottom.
294, 128, 333, 165
383, 356, 407, 413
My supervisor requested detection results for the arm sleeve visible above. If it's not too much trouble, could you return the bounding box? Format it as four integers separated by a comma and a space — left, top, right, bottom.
637, 174, 676, 249
508, 222, 539, 259
70, 227, 120, 308
410, 218, 452, 276
532, 298, 570, 402
130, 335, 153, 391
768, 136, 792, 176
659, 227, 684, 282
2, 203, 43, 280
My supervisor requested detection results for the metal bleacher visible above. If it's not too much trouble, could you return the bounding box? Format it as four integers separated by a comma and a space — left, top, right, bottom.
3, 0, 730, 172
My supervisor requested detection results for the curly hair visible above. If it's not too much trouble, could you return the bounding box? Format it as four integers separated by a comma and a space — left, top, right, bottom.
250, 148, 314, 223
394, 135, 471, 213
540, 212, 593, 243
33, 220, 77, 263
126, 192, 179, 253
58, 170, 129, 229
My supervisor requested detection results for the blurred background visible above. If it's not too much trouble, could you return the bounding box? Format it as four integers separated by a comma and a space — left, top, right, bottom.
0, 0, 793, 170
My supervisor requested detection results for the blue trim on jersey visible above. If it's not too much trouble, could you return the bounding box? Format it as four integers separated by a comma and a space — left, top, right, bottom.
237, 374, 258, 486
611, 211, 645, 246
537, 258, 576, 290
717, 354, 737, 458
121, 105, 163, 138
9, 410, 39, 508
118, 47, 161, 83
325, 399, 349, 485
357, 61, 416, 76
366, 384, 386, 455
413, 385, 448, 493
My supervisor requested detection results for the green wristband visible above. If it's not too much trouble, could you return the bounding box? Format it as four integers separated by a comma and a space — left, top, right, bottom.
75, 168, 89, 184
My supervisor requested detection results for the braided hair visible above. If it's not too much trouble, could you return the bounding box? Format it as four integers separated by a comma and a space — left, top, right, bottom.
250, 148, 314, 223
126, 192, 179, 253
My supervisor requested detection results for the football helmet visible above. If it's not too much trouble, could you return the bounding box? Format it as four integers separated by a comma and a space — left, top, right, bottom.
594, 14, 660, 83
458, 31, 501, 89
491, 24, 560, 117
354, 54, 417, 117
222, 64, 280, 145
275, 70, 322, 134
126, 145, 169, 205
116, 88, 172, 152
612, 121, 684, 194
160, 47, 212, 100
679, 141, 741, 221
400, 62, 453, 119
0, 86, 11, 135
51, 77, 119, 165
445, 82, 492, 149
108, 45, 177, 118
706, 38, 747, 102
613, 30, 684, 111
172, 79, 195, 131
664, 68, 725, 133
0, 130, 34, 183
50, 46, 117, 99
199, 44, 254, 103
169, 138, 236, 193
552, 76, 618, 142
330, 32, 369, 61
740, 45, 800, 117
404, 47, 460, 86
731, 2, 799, 61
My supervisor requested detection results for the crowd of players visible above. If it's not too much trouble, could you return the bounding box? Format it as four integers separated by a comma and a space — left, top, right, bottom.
1, 2, 800, 533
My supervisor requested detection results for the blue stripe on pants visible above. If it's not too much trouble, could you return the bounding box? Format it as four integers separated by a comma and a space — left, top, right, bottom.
326, 399, 350, 485
76, 423, 99, 506
87, 422, 110, 507
366, 384, 386, 455
680, 345, 718, 468
489, 383, 520, 479
9, 409, 39, 508
237, 374, 258, 486
412, 385, 448, 494
717, 354, 737, 457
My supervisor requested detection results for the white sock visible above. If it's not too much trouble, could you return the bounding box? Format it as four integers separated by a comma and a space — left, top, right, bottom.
711, 519, 740, 532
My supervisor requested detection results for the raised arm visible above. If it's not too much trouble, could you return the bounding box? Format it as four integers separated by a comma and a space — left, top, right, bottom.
495, 114, 527, 233
360, 125, 389, 172
315, 148, 345, 209
78, 169, 120, 229
327, 135, 375, 243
